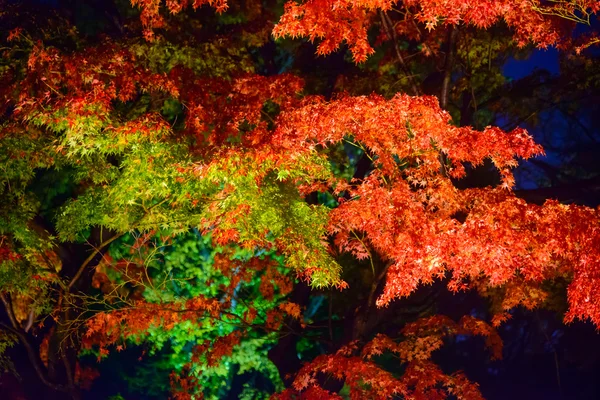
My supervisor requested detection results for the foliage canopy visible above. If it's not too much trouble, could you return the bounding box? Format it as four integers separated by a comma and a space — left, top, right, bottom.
2, 0, 600, 399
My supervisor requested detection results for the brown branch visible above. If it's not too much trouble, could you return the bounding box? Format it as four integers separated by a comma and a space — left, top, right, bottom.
68, 197, 172, 291
0, 323, 67, 393
380, 11, 421, 96
0, 293, 19, 329
438, 26, 458, 177
61, 347, 77, 397
67, 233, 123, 291
24, 308, 35, 332
440, 26, 458, 109
1, 295, 68, 393
367, 261, 392, 309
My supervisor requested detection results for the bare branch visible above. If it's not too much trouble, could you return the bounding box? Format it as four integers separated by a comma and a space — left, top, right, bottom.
68, 233, 123, 291
0, 296, 68, 394
0, 293, 19, 329
380, 11, 421, 96
440, 26, 458, 109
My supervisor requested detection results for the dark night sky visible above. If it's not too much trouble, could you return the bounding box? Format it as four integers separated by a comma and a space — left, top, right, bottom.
504, 48, 560, 80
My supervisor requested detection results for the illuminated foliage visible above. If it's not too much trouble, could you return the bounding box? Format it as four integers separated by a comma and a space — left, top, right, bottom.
1, 0, 600, 399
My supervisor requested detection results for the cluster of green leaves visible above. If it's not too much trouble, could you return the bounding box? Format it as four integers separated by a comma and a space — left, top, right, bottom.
129, 39, 257, 77
0, 5, 350, 396
0, 330, 17, 374
83, 231, 287, 399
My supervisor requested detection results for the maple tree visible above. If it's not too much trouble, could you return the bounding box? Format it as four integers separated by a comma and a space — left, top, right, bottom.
1, 0, 600, 399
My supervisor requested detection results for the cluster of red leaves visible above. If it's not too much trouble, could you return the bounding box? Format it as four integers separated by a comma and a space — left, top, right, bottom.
109, 114, 172, 142
267, 90, 600, 327
274, 93, 542, 186
331, 173, 600, 325
170, 366, 203, 400
14, 42, 178, 124
5, 6, 600, 398
274, 385, 343, 400
74, 363, 100, 391
6, 27, 23, 42
82, 297, 221, 360
212, 254, 303, 330
278, 315, 499, 400
278, 301, 303, 321
191, 331, 242, 366
364, 315, 502, 362
83, 250, 300, 362
210, 252, 294, 304
170, 69, 304, 148
273, 0, 388, 62
474, 278, 549, 326
6, 37, 311, 190
131, 0, 228, 40
6, 24, 600, 332
38, 328, 52, 368
122, 0, 599, 62
402, 0, 571, 46
273, 0, 595, 62
0, 242, 21, 262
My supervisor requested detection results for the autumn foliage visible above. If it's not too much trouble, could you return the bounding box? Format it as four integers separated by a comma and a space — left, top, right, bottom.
2, 0, 600, 399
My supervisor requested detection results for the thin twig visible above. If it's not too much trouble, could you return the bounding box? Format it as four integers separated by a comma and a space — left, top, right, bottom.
380, 11, 421, 96
68, 233, 123, 291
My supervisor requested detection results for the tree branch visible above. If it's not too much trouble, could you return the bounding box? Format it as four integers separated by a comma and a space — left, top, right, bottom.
437, 26, 459, 177
0, 294, 68, 394
440, 26, 458, 109
380, 11, 421, 96
67, 233, 122, 291
0, 293, 19, 329
67, 198, 172, 291
0, 322, 67, 393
